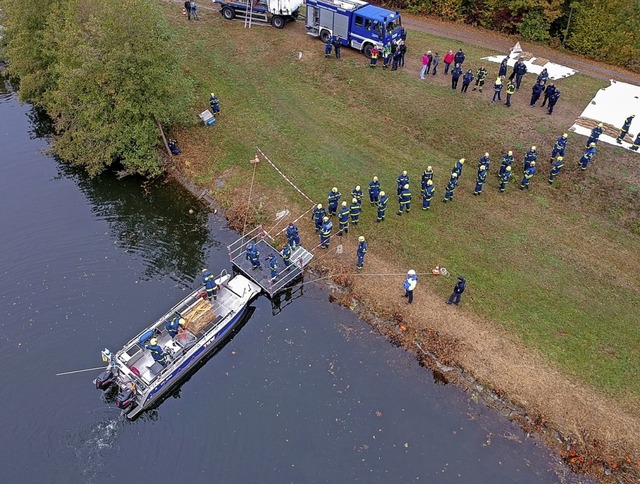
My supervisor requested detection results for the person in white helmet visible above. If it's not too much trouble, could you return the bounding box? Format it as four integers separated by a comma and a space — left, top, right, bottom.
403, 270, 418, 304
356, 236, 367, 270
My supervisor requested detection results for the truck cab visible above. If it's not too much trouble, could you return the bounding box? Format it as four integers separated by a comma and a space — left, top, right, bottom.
305, 0, 402, 57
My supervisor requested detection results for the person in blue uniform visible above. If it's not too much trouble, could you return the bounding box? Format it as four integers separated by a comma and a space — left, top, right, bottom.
498, 151, 514, 178
617, 115, 635, 144
474, 164, 487, 195
351, 185, 363, 204
286, 222, 299, 248
312, 203, 327, 232
499, 166, 513, 192
267, 254, 278, 280
478, 153, 490, 172
548, 156, 564, 184
422, 180, 435, 209
442, 173, 458, 202
540, 83, 556, 107
491, 76, 503, 103
587, 123, 604, 147
377, 191, 388, 222
350, 197, 361, 225
209, 93, 220, 114
537, 68, 549, 85
454, 48, 465, 66
519, 162, 536, 190
451, 64, 463, 90
356, 236, 367, 271
550, 133, 568, 163
498, 57, 508, 78
530, 80, 544, 107
452, 158, 465, 178
421, 166, 433, 191
512, 59, 527, 89
281, 243, 292, 267
523, 146, 537, 171
446, 276, 466, 305
324, 40, 332, 58
327, 187, 341, 216
631, 132, 640, 151
547, 89, 560, 115
579, 143, 597, 171
245, 243, 260, 269
368, 176, 381, 206
397, 171, 409, 197
461, 69, 474, 92
165, 317, 186, 338
397, 184, 411, 215
403, 270, 418, 304
338, 201, 349, 235
145, 338, 166, 367
319, 216, 333, 248
202, 268, 219, 300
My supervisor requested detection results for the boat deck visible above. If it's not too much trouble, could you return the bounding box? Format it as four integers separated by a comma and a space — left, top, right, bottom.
228, 226, 313, 298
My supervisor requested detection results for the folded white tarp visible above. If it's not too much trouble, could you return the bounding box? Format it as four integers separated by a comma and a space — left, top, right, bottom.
482, 49, 576, 81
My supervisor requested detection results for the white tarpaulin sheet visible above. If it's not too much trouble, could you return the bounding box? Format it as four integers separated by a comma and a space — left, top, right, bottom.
570, 80, 640, 151
482, 50, 576, 81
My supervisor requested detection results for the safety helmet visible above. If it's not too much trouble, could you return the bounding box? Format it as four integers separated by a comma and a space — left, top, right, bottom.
479, 165, 486, 170
179, 318, 186, 326
531, 146, 536, 151
210, 92, 215, 97
506, 166, 512, 171
317, 203, 322, 209
598, 123, 603, 127
323, 216, 329, 222
459, 158, 465, 164
451, 173, 458, 178
352, 198, 357, 203
202, 268, 208, 273
562, 133, 568, 138
484, 152, 489, 157
149, 338, 158, 346
373, 176, 378, 182
358, 236, 365, 242
332, 187, 338, 192
355, 185, 361, 191
590, 142, 596, 147
402, 170, 407, 176
427, 166, 432, 171
402, 184, 408, 189
531, 161, 536, 166
380, 191, 385, 196
342, 201, 347, 206
427, 180, 433, 186
507, 150, 513, 156
408, 269, 416, 276
246, 243, 253, 250
557, 156, 563, 160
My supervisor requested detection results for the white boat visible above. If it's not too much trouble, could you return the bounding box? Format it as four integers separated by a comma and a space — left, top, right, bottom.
95, 272, 261, 419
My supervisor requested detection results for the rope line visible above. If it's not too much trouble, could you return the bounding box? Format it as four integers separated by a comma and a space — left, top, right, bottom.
257, 148, 314, 204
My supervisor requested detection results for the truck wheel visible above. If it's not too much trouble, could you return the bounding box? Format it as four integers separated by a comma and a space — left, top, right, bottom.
271, 15, 285, 29
320, 30, 331, 44
363, 44, 373, 59
222, 7, 235, 20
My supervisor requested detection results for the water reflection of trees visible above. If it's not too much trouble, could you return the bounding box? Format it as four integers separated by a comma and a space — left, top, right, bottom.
55, 162, 217, 285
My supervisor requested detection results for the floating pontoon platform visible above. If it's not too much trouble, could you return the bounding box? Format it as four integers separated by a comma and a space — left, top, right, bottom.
228, 225, 313, 298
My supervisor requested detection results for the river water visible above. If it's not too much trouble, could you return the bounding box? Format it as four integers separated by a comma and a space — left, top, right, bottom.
0, 80, 583, 482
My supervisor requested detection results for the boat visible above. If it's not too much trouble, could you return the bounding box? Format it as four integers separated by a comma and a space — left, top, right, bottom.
94, 271, 261, 419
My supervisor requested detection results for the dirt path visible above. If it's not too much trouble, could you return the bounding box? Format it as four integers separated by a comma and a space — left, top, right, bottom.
401, 14, 640, 85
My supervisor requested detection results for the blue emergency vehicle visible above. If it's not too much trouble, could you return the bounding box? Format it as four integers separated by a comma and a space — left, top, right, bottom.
305, 0, 403, 57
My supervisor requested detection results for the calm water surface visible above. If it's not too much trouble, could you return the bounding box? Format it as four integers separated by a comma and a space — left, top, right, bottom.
0, 80, 585, 483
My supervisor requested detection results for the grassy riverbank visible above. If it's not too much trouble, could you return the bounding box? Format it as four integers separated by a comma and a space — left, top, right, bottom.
165, 5, 640, 405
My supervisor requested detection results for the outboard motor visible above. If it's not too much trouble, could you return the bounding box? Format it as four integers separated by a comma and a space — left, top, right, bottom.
115, 388, 136, 410
95, 370, 116, 390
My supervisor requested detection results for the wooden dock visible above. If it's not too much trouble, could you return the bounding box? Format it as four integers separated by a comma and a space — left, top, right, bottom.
228, 226, 313, 298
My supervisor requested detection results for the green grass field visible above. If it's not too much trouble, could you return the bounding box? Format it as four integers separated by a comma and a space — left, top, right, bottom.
167, 6, 640, 403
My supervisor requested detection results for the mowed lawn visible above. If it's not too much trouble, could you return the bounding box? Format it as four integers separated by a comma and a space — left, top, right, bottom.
166, 5, 640, 403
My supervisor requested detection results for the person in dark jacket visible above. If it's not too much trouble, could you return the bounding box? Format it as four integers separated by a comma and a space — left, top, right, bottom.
630, 132, 640, 151
145, 338, 167, 366
548, 156, 565, 184
530, 80, 545, 107
431, 53, 440, 75
504, 80, 516, 107
286, 222, 300, 248
498, 57, 508, 77
377, 191, 388, 222
166, 317, 186, 338
184, 0, 192, 20
491, 77, 503, 103
587, 123, 604, 147
617, 115, 635, 144
356, 236, 367, 270
446, 276, 466, 305
461, 70, 474, 92
451, 64, 463, 90
324, 40, 332, 58
541, 83, 556, 107
337, 201, 349, 235
510, 58, 527, 89
537, 68, 549, 85
202, 268, 219, 301
399, 41, 407, 67
579, 143, 597, 171
474, 164, 488, 195
473, 66, 488, 92
547, 89, 560, 115
519, 162, 536, 190
267, 254, 279, 279
454, 48, 465, 66
550, 133, 568, 162
332, 37, 341, 59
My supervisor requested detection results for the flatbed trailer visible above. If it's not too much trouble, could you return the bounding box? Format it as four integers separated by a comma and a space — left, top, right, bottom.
214, 0, 302, 28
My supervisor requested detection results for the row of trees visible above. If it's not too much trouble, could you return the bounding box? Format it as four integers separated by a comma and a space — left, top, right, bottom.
387, 0, 639, 72
0, 0, 193, 176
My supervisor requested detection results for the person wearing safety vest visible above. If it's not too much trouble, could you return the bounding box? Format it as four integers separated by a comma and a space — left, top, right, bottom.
319, 216, 333, 249
587, 123, 604, 147
519, 162, 536, 190
499, 151, 514, 178
473, 66, 488, 92
523, 146, 537, 171
499, 166, 513, 192
579, 143, 597, 171
145, 338, 166, 367
631, 132, 640, 151
548, 156, 565, 184
491, 76, 503, 103
452, 158, 465, 178
165, 316, 186, 338
368, 177, 381, 206
327, 187, 341, 216
338, 201, 350, 235
504, 80, 516, 107
356, 236, 367, 271
266, 254, 279, 280
377, 191, 388, 222
550, 133, 568, 163
478, 153, 490, 172
403, 270, 418, 304
349, 198, 361, 225
442, 173, 458, 202
422, 180, 435, 209
351, 185, 363, 204
474, 165, 487, 196
617, 115, 634, 144
397, 184, 411, 215
281, 243, 292, 267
